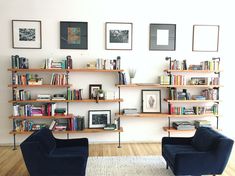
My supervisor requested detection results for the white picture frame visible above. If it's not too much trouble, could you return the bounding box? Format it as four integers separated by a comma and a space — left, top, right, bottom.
12, 20, 42, 49
141, 90, 161, 113
88, 110, 111, 128
105, 22, 133, 50
192, 25, 220, 52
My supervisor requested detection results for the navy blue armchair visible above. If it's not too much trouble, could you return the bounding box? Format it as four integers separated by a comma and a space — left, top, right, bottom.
162, 127, 233, 176
20, 128, 89, 176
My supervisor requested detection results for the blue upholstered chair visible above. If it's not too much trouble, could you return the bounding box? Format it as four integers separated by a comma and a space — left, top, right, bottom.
20, 128, 89, 176
162, 127, 233, 176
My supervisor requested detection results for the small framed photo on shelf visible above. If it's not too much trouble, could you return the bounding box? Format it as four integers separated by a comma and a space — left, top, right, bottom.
105, 22, 133, 50
12, 20, 42, 49
60, 21, 88, 49
149, 24, 176, 51
192, 25, 220, 52
141, 90, 161, 113
89, 84, 102, 99
88, 110, 111, 128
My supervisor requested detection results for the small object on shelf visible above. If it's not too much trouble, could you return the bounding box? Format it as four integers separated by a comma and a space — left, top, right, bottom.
192, 95, 206, 100
172, 121, 195, 130
104, 124, 116, 130
159, 75, 170, 85
37, 94, 51, 101
52, 94, 66, 100
123, 108, 138, 115
128, 68, 136, 84
194, 120, 212, 128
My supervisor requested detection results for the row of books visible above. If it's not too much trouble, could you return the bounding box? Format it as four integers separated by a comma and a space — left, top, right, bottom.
201, 89, 218, 100
189, 77, 219, 85
172, 120, 212, 130
13, 103, 57, 116
96, 57, 121, 70
12, 73, 43, 85
43, 55, 73, 69
170, 59, 187, 70
11, 55, 29, 69
200, 60, 220, 71
119, 72, 127, 85
169, 89, 190, 100
159, 75, 170, 85
13, 89, 31, 101
67, 116, 85, 131
170, 105, 218, 115
50, 73, 68, 85
67, 89, 83, 100
170, 75, 186, 85
14, 119, 47, 132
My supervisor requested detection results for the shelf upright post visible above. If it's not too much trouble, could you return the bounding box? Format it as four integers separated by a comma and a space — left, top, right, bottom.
118, 71, 121, 148
12, 70, 17, 150
66, 70, 70, 139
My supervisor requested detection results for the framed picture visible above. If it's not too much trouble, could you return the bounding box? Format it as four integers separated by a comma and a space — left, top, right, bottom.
60, 21, 88, 49
105, 22, 133, 50
89, 84, 102, 99
149, 24, 176, 51
141, 90, 161, 113
88, 110, 111, 128
12, 20, 42, 49
192, 25, 220, 52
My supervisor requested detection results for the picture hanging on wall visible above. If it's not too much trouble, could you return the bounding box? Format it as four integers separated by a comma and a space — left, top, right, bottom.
12, 20, 42, 49
192, 25, 220, 52
105, 22, 133, 50
149, 24, 176, 51
60, 21, 88, 49
141, 89, 161, 113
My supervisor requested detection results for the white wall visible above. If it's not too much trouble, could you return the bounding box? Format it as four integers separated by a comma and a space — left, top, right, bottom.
0, 0, 235, 145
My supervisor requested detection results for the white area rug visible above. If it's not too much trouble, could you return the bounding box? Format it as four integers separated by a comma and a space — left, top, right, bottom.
86, 156, 174, 176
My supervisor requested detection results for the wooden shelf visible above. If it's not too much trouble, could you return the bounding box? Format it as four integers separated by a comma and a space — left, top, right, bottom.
164, 69, 222, 73
168, 114, 220, 118
9, 127, 123, 134
116, 113, 169, 118
8, 84, 71, 88
116, 84, 169, 88
167, 85, 223, 88
9, 99, 123, 103
163, 127, 196, 133
67, 68, 124, 72
165, 99, 221, 103
8, 68, 124, 73
9, 114, 74, 119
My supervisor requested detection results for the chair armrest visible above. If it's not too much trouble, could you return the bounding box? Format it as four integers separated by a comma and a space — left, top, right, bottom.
162, 137, 193, 145
55, 138, 88, 148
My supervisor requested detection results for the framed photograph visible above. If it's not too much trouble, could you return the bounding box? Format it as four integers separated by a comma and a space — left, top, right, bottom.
12, 20, 42, 49
60, 21, 88, 49
141, 90, 161, 113
149, 24, 176, 51
105, 22, 133, 50
88, 110, 111, 128
192, 25, 220, 52
89, 84, 102, 99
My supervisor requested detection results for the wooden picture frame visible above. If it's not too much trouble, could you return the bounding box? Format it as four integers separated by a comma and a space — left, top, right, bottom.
60, 21, 88, 49
149, 24, 176, 51
192, 25, 220, 52
89, 84, 102, 99
88, 110, 111, 128
105, 22, 133, 50
12, 20, 42, 49
141, 90, 161, 113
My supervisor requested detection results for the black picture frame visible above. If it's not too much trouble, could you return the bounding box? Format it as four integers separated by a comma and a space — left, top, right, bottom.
12, 20, 42, 49
149, 24, 176, 51
89, 84, 102, 99
141, 89, 161, 113
192, 25, 220, 52
88, 110, 111, 128
60, 21, 88, 49
105, 22, 133, 50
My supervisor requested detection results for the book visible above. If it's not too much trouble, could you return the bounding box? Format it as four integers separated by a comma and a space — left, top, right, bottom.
49, 120, 57, 130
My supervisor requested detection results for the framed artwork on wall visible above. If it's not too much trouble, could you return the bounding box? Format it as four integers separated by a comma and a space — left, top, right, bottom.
149, 24, 176, 51
88, 110, 111, 128
105, 22, 133, 50
12, 20, 42, 49
141, 90, 161, 113
60, 21, 88, 49
192, 25, 220, 52
89, 84, 102, 99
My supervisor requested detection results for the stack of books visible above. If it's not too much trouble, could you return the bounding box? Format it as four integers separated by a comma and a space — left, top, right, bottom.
11, 55, 29, 69
172, 121, 195, 130
52, 94, 66, 100
37, 94, 51, 101
195, 120, 212, 128
159, 75, 170, 85
123, 108, 138, 115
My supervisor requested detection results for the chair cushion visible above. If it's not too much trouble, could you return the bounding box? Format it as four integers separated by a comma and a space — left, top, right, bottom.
163, 144, 197, 164
51, 146, 88, 157
191, 127, 221, 151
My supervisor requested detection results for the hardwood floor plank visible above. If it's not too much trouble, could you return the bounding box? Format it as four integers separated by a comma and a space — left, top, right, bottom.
0, 143, 234, 176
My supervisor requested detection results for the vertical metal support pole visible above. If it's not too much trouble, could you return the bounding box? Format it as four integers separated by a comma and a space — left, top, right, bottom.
118, 86, 121, 148
168, 116, 171, 137
13, 134, 16, 150
216, 116, 219, 130
66, 71, 69, 115
67, 133, 69, 139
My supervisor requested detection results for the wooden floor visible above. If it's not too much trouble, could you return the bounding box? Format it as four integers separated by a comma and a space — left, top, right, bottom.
0, 143, 234, 176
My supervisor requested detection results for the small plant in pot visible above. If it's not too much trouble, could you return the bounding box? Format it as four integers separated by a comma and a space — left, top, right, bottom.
96, 89, 105, 100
